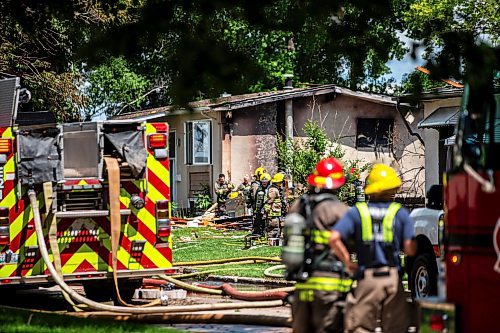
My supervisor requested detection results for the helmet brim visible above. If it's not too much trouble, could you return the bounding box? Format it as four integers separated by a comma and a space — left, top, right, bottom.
307, 174, 345, 189
364, 180, 402, 195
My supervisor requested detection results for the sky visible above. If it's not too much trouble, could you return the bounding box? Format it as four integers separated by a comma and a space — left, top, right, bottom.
385, 34, 426, 82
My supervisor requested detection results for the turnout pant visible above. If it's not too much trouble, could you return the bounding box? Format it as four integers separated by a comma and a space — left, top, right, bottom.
292, 275, 351, 333
344, 267, 412, 333
252, 212, 265, 235
292, 289, 345, 333
266, 217, 282, 238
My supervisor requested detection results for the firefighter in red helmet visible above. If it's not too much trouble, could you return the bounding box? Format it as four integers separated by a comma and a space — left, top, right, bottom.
283, 158, 352, 333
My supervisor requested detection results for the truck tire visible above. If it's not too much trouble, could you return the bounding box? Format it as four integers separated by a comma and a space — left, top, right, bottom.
410, 254, 437, 299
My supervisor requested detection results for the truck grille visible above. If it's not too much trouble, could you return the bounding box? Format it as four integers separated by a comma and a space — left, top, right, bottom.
58, 190, 103, 211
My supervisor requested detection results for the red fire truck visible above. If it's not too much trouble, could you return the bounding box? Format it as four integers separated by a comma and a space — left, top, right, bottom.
419, 71, 500, 332
0, 77, 173, 302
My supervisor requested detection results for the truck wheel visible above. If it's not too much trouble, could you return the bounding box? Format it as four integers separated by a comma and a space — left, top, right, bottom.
410, 254, 437, 299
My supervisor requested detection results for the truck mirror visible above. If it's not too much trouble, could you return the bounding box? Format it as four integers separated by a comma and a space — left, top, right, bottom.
426, 184, 443, 210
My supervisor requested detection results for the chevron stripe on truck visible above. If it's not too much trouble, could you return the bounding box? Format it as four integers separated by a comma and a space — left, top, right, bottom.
0, 122, 173, 295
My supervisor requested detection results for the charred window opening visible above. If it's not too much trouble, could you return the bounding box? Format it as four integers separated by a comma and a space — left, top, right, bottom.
356, 118, 394, 151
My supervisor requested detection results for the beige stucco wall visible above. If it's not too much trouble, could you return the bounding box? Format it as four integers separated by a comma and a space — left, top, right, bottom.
421, 97, 461, 191
155, 111, 223, 209
227, 94, 426, 199
292, 94, 426, 198
154, 92, 431, 205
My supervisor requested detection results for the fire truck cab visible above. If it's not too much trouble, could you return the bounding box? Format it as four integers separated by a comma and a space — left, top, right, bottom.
0, 77, 173, 302
419, 70, 500, 332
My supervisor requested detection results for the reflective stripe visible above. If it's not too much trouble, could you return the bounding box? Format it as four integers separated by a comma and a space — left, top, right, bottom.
356, 202, 372, 242
312, 230, 331, 245
299, 290, 314, 302
295, 276, 353, 293
382, 203, 401, 242
356, 202, 401, 242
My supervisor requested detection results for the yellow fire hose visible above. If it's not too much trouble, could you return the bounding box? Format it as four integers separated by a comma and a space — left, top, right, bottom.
44, 182, 82, 312
30, 190, 285, 313
263, 265, 286, 279
156, 275, 295, 294
105, 157, 138, 307
175, 257, 282, 266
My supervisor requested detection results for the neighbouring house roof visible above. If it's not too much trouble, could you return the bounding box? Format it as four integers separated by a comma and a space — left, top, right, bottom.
113, 84, 397, 120
397, 88, 463, 103
418, 106, 459, 129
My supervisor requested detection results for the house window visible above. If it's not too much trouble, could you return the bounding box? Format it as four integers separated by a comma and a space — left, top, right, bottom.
356, 118, 394, 151
185, 120, 212, 165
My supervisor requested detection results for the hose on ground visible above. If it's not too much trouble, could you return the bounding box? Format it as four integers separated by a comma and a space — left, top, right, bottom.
70, 312, 292, 327
155, 276, 222, 295
263, 265, 286, 278
171, 267, 256, 280
30, 189, 284, 313
175, 257, 281, 266
148, 277, 293, 301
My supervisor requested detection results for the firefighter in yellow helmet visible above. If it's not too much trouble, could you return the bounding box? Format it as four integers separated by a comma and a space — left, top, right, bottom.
283, 158, 351, 333
329, 164, 417, 333
249, 171, 270, 236
263, 172, 288, 239
214, 173, 235, 217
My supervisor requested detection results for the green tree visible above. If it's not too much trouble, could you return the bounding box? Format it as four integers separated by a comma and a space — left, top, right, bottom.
395, 70, 446, 102
84, 57, 151, 119
276, 120, 370, 204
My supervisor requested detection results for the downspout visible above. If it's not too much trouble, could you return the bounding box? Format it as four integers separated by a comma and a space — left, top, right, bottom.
283, 75, 294, 188
284, 75, 294, 140
396, 97, 425, 146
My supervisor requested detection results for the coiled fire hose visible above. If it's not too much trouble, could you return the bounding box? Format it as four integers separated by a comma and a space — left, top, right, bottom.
263, 265, 286, 278
30, 189, 285, 313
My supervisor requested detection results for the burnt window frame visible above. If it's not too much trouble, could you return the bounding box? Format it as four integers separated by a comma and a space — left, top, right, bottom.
356, 118, 394, 152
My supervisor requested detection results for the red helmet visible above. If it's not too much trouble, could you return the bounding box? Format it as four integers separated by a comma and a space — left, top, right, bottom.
307, 158, 345, 189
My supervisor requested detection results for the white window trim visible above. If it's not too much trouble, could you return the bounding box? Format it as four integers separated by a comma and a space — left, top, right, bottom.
185, 120, 212, 165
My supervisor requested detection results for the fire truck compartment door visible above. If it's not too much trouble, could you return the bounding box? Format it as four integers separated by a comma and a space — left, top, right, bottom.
104, 130, 147, 178
18, 128, 62, 184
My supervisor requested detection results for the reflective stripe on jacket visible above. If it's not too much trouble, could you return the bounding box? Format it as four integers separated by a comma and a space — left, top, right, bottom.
355, 202, 401, 242
295, 276, 353, 293
312, 230, 331, 245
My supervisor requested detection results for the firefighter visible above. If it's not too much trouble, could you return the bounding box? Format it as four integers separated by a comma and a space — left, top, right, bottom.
251, 172, 270, 236
214, 173, 234, 217
329, 164, 417, 333
264, 172, 287, 239
238, 175, 252, 215
283, 157, 351, 333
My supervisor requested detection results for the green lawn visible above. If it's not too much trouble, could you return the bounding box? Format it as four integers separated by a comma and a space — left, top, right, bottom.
172, 227, 284, 279
0, 306, 183, 333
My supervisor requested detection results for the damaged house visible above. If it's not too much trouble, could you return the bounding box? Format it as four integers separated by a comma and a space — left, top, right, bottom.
115, 84, 426, 209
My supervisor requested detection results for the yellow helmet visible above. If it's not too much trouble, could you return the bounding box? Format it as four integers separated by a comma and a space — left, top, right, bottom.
271, 172, 285, 184
254, 166, 266, 178
364, 164, 402, 195
260, 173, 271, 181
